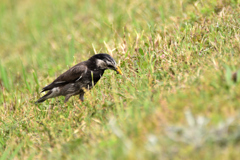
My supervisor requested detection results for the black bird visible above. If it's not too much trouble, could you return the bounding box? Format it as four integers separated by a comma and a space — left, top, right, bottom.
35, 53, 123, 103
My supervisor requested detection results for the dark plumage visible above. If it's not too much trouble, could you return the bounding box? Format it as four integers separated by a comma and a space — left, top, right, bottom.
35, 53, 123, 103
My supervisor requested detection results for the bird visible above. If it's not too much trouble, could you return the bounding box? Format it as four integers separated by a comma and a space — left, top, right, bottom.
35, 53, 123, 104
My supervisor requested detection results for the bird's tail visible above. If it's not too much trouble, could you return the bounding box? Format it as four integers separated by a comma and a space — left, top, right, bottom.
35, 90, 52, 104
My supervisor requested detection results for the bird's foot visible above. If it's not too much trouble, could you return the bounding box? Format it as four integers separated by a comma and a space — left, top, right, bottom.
77, 99, 82, 105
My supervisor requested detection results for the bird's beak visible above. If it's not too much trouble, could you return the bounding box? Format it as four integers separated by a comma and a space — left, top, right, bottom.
115, 66, 123, 75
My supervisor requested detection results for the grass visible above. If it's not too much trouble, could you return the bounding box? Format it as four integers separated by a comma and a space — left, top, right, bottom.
1, 0, 240, 159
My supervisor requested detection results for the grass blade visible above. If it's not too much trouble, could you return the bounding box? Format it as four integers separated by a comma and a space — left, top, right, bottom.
0, 61, 10, 90
8, 143, 23, 160
21, 62, 31, 92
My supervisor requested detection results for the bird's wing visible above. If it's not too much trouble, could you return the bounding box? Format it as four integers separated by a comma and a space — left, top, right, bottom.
41, 62, 88, 92
54, 63, 88, 83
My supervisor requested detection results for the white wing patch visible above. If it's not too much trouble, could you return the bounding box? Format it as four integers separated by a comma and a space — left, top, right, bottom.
75, 75, 82, 82
55, 81, 66, 84
75, 66, 88, 82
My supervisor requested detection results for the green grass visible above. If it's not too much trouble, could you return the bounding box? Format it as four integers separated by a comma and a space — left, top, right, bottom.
1, 0, 240, 159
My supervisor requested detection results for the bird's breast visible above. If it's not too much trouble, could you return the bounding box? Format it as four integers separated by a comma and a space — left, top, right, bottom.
92, 70, 105, 84
82, 69, 105, 86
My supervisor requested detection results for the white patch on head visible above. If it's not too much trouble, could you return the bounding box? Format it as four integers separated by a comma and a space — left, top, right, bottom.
96, 59, 107, 68
96, 56, 117, 69
106, 61, 112, 66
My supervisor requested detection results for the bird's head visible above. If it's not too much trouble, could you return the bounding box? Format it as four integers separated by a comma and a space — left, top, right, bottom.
89, 53, 123, 75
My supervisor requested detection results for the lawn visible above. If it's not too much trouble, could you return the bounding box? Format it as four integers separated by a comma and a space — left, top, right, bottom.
1, 0, 240, 159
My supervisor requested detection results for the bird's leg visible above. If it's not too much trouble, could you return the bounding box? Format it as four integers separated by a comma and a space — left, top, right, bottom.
79, 93, 84, 102
76, 93, 84, 105
64, 95, 71, 103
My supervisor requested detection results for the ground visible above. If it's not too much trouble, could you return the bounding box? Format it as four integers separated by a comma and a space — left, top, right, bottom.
1, 0, 240, 159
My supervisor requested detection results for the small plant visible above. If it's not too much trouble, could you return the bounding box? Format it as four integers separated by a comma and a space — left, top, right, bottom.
165, 110, 239, 148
